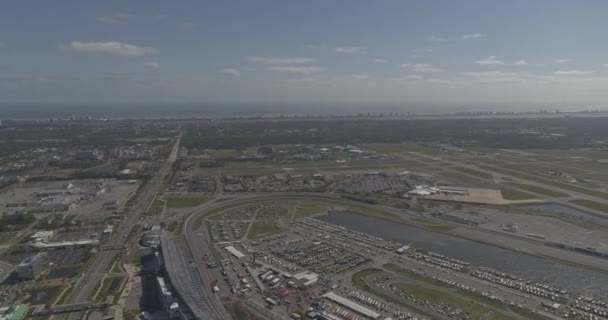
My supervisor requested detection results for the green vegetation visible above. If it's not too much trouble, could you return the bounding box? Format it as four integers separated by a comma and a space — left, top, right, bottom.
52, 286, 70, 306
505, 183, 568, 197
145, 197, 165, 216
441, 171, 486, 186
93, 277, 123, 303
352, 269, 436, 319
392, 282, 513, 320
247, 221, 280, 239
290, 201, 328, 218
361, 143, 442, 156
410, 217, 456, 232
163, 196, 212, 208
383, 264, 548, 320
500, 188, 536, 200
569, 199, 608, 214
0, 212, 36, 232
193, 197, 399, 231
452, 167, 493, 179
110, 260, 124, 274
483, 165, 608, 199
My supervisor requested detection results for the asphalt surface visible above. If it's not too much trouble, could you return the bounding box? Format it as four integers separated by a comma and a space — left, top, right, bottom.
52, 133, 181, 320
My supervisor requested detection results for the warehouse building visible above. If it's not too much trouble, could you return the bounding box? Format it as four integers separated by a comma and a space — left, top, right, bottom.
322, 292, 381, 320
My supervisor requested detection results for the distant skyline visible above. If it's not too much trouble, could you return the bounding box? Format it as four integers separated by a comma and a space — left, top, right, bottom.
2, 1, 608, 109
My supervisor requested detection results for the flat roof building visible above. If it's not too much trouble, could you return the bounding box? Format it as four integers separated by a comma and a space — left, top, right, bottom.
225, 245, 246, 259
16, 252, 47, 280
322, 292, 381, 320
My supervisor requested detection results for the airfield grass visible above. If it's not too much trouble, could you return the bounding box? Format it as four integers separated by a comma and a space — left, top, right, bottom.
505, 183, 568, 197
482, 165, 608, 199
500, 188, 536, 200
163, 196, 213, 208
569, 199, 608, 214
452, 167, 494, 179
523, 149, 608, 161
441, 171, 487, 186
361, 143, 442, 156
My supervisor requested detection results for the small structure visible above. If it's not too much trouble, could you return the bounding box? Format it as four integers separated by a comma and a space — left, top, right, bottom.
225, 245, 246, 259
31, 231, 54, 242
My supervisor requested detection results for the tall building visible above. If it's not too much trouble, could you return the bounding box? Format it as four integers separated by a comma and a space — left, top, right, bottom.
16, 252, 47, 280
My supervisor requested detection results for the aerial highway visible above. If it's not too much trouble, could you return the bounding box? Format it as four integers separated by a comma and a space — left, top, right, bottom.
51, 133, 182, 320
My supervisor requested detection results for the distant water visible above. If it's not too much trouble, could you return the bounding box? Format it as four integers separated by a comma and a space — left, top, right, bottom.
320, 211, 608, 296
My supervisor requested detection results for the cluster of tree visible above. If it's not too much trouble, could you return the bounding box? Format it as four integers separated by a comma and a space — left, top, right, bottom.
0, 212, 36, 232
181, 117, 608, 150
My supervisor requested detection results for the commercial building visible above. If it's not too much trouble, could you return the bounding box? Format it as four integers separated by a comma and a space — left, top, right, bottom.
30, 230, 54, 242
16, 252, 47, 280
156, 276, 182, 320
322, 292, 381, 320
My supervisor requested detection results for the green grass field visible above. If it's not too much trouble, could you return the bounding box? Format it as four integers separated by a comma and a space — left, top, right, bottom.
569, 199, 608, 214
441, 171, 487, 186
483, 165, 608, 199
247, 221, 280, 239
505, 183, 568, 197
452, 167, 494, 179
163, 196, 212, 208
93, 277, 123, 303
392, 282, 514, 320
360, 143, 443, 156
500, 188, 536, 200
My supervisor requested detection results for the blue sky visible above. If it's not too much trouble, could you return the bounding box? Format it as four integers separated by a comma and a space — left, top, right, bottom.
2, 0, 608, 109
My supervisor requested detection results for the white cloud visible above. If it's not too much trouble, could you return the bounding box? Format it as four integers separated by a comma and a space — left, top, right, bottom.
220, 68, 240, 77
515, 60, 528, 65
374, 58, 387, 63
604, 64, 608, 67
462, 33, 487, 39
411, 64, 442, 73
143, 61, 160, 68
406, 74, 424, 80
246, 56, 315, 65
269, 66, 322, 75
476, 56, 504, 65
350, 74, 369, 80
427, 35, 447, 42
401, 63, 442, 72
554, 59, 572, 64
60, 41, 156, 56
554, 70, 595, 76
97, 13, 134, 24
335, 47, 365, 54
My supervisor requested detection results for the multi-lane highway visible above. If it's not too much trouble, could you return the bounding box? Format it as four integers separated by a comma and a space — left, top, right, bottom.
52, 132, 181, 320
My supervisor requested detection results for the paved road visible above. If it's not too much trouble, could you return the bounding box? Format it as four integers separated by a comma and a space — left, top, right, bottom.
52, 133, 181, 320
